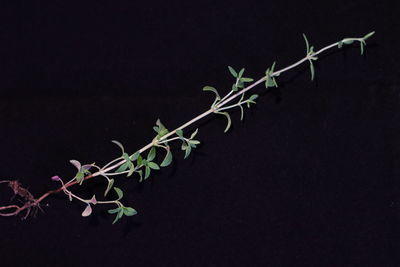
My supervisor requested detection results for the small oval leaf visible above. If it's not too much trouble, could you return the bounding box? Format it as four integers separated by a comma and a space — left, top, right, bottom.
203, 86, 221, 100
104, 178, 115, 197
190, 128, 199, 139
160, 150, 173, 167
123, 207, 137, 216
147, 147, 156, 161
148, 162, 160, 170
176, 129, 183, 137
114, 187, 123, 200
82, 204, 92, 217
69, 160, 81, 171
111, 140, 125, 154
228, 66, 238, 77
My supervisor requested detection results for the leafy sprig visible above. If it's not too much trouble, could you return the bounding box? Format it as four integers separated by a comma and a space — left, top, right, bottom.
0, 31, 375, 223
303, 34, 318, 81
265, 61, 279, 88
338, 31, 375, 55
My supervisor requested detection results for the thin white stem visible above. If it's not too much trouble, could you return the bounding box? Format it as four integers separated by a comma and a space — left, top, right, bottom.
102, 157, 123, 170
96, 200, 120, 205
216, 101, 248, 112
158, 136, 182, 144
219, 88, 235, 104
102, 171, 129, 176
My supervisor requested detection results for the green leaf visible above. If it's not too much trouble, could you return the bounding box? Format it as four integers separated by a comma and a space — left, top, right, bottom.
112, 214, 120, 224
342, 39, 354, 44
137, 155, 143, 166
111, 140, 125, 154
203, 86, 221, 100
104, 178, 115, 197
240, 77, 254, 82
148, 162, 160, 170
360, 42, 365, 55
190, 128, 199, 139
116, 162, 130, 173
117, 209, 124, 219
176, 129, 183, 138
158, 128, 169, 137
114, 187, 123, 200
112, 209, 124, 224
302, 33, 310, 54
246, 94, 258, 108
232, 84, 238, 92
160, 150, 173, 167
123, 207, 137, 216
265, 74, 277, 88
108, 207, 120, 214
270, 61, 276, 72
249, 94, 258, 101
181, 142, 188, 150
188, 140, 200, 145
122, 152, 130, 162
238, 68, 245, 79
216, 111, 232, 133
310, 60, 315, 81
137, 170, 143, 182
184, 145, 192, 159
75, 172, 84, 183
228, 66, 237, 77
145, 166, 151, 179
239, 105, 244, 121
130, 151, 140, 161
338, 41, 343, 48
363, 31, 375, 41
147, 147, 156, 161
156, 119, 167, 131
127, 162, 135, 177
154, 119, 169, 140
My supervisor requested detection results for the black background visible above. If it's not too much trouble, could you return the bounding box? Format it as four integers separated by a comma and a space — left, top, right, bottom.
1, 0, 400, 266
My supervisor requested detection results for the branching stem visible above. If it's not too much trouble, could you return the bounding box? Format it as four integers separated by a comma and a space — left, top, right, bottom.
0, 35, 370, 218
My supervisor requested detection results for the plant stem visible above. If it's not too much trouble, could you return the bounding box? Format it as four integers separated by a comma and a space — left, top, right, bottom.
0, 35, 367, 217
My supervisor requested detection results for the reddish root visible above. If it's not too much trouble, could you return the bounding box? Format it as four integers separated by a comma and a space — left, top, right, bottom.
0, 180, 42, 219
0, 174, 94, 219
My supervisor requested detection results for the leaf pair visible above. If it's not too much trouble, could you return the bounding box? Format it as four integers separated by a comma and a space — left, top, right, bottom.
108, 206, 137, 224
141, 147, 160, 180
228, 66, 254, 92
154, 119, 174, 167
338, 31, 375, 55
107, 188, 137, 223
203, 86, 221, 108
176, 129, 200, 158
235, 93, 258, 121
160, 147, 173, 167
265, 62, 278, 88
153, 119, 169, 140
70, 160, 93, 184
303, 34, 318, 81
